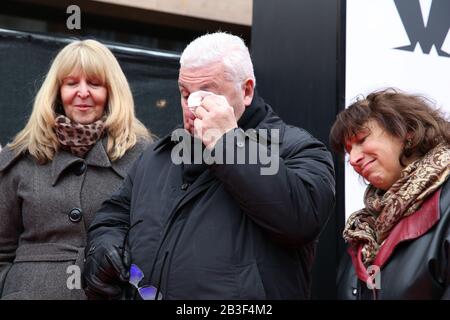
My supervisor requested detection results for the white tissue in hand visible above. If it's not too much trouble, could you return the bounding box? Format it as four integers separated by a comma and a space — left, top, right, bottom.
187, 91, 213, 111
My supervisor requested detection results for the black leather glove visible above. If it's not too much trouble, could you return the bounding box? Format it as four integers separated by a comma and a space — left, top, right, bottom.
82, 242, 130, 300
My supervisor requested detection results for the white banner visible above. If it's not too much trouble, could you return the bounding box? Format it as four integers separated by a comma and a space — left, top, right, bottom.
345, 0, 450, 217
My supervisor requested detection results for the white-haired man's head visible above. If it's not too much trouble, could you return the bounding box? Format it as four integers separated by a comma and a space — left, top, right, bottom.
178, 32, 256, 134
180, 32, 256, 87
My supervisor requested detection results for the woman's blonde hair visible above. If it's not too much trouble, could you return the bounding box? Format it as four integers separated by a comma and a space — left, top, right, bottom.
9, 39, 151, 163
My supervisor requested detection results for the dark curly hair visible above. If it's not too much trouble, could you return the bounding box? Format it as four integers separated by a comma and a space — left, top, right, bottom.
330, 88, 450, 165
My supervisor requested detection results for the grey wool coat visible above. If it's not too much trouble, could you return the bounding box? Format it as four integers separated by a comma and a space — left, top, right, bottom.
0, 137, 147, 299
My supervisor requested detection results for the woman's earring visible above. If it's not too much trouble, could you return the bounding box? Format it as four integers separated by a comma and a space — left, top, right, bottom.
405, 139, 412, 149
403, 139, 413, 159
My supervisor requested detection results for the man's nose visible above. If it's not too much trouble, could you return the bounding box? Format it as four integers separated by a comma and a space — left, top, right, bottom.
77, 81, 90, 98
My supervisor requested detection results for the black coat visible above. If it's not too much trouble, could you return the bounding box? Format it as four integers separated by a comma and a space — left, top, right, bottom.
87, 96, 335, 299
337, 177, 450, 299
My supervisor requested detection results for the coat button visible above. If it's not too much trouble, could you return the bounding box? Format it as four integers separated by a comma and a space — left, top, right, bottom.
352, 288, 358, 296
69, 208, 83, 222
181, 183, 190, 191
73, 162, 87, 176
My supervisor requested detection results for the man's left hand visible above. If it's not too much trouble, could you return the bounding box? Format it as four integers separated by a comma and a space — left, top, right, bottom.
193, 94, 238, 149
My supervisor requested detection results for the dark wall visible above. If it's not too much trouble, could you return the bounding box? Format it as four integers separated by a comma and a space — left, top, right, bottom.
0, 30, 182, 146
251, 0, 346, 299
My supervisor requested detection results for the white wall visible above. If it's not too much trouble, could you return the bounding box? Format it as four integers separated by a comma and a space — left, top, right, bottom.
345, 0, 450, 218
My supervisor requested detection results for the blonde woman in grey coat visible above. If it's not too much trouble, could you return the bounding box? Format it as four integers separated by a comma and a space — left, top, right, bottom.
0, 39, 151, 299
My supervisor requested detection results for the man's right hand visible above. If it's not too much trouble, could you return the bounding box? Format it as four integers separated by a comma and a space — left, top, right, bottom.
82, 243, 130, 299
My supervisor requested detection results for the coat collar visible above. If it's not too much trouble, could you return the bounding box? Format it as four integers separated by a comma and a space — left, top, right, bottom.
0, 145, 22, 172
1, 137, 147, 185
0, 136, 111, 176
349, 187, 441, 283
0, 138, 113, 178
51, 136, 112, 185
152, 125, 183, 152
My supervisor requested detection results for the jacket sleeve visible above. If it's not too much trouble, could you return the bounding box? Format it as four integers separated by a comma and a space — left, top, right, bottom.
0, 168, 23, 296
441, 232, 450, 299
86, 155, 142, 253
209, 127, 336, 248
440, 179, 450, 300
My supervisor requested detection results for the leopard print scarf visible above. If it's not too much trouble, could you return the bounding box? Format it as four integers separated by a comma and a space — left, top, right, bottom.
54, 115, 106, 158
343, 143, 450, 266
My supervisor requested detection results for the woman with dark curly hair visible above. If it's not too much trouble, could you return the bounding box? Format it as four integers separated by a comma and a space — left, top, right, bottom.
331, 88, 450, 299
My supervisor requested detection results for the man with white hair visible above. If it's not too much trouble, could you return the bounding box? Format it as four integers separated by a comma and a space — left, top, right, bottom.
83, 32, 335, 299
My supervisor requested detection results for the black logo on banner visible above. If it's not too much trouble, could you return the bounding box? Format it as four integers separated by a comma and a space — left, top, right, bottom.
394, 0, 450, 57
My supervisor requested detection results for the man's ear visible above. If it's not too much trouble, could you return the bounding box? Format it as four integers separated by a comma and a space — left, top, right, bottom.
242, 78, 255, 107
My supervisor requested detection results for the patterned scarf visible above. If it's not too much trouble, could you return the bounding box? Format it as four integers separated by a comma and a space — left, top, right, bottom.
343, 143, 450, 266
54, 115, 106, 158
